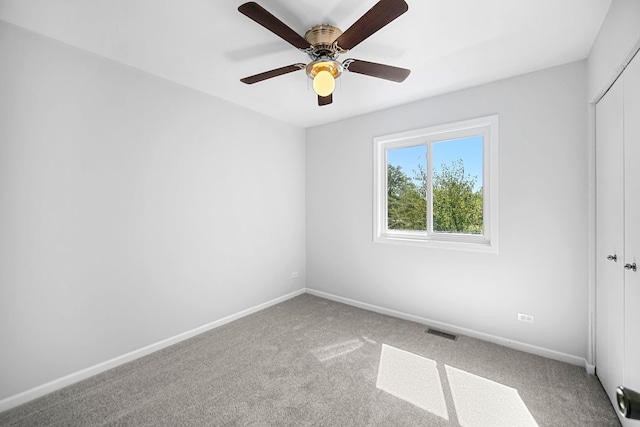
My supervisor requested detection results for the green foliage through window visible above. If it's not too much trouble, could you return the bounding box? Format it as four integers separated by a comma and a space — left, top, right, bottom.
387, 164, 427, 230
387, 159, 483, 234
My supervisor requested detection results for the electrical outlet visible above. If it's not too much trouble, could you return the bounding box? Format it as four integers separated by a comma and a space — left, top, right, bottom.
518, 313, 534, 324
291, 272, 299, 279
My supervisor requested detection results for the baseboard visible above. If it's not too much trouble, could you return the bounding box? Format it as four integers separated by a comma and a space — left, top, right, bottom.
0, 288, 305, 413
306, 288, 588, 369
585, 362, 596, 375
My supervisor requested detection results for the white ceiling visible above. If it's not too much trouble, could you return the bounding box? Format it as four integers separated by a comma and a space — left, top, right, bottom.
0, 0, 611, 128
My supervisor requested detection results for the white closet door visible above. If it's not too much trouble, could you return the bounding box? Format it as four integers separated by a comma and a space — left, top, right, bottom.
624, 53, 640, 394
595, 75, 625, 406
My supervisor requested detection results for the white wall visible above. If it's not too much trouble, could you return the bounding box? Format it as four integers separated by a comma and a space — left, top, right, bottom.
588, 0, 640, 100
0, 21, 305, 402
306, 61, 589, 360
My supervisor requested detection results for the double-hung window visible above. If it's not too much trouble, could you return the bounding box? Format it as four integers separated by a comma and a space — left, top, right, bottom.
373, 115, 499, 252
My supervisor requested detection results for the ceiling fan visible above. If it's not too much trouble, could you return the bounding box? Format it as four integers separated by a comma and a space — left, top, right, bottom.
238, 0, 411, 106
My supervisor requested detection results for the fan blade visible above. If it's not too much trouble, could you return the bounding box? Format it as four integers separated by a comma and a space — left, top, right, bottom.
344, 59, 410, 82
335, 0, 408, 51
238, 2, 310, 50
240, 64, 306, 84
318, 93, 333, 106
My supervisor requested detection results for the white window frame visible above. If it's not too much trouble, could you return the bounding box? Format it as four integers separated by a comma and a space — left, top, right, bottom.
373, 115, 499, 253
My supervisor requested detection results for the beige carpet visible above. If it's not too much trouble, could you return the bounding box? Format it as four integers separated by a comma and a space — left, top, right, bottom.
0, 294, 620, 426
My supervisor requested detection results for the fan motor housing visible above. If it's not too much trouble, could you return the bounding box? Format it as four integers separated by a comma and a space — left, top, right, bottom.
304, 24, 344, 58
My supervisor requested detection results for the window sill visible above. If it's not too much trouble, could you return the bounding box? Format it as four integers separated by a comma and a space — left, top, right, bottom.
374, 233, 498, 253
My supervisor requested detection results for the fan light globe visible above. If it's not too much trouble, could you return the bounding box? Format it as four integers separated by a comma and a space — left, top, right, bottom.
313, 70, 335, 97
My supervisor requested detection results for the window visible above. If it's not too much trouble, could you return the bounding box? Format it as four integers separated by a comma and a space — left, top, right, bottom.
373, 115, 499, 252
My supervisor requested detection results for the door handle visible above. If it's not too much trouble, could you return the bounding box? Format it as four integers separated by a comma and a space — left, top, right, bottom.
607, 254, 617, 262
624, 262, 637, 272
617, 386, 640, 419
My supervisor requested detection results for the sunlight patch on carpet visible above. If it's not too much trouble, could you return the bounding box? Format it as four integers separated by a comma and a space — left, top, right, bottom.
445, 365, 538, 427
376, 344, 449, 420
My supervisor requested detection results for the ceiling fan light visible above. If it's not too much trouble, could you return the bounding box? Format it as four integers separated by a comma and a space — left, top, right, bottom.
313, 70, 335, 97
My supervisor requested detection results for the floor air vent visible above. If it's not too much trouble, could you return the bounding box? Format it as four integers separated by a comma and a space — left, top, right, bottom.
426, 328, 458, 341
